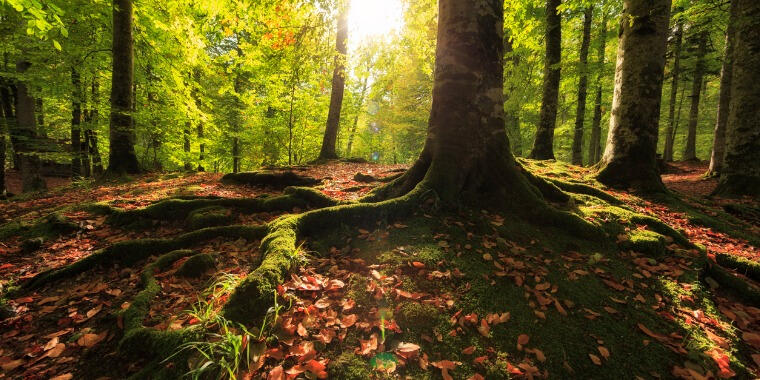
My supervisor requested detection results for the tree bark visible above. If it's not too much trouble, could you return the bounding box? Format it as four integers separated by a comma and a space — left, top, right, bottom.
0, 93, 6, 196
663, 18, 682, 162
318, 7, 348, 160
71, 68, 83, 178
595, 0, 671, 192
529, 0, 562, 160
707, 0, 738, 176
89, 78, 103, 176
35, 98, 46, 137
14, 60, 46, 192
588, 10, 608, 166
106, 0, 139, 175
715, 0, 760, 197
345, 76, 369, 157
183, 126, 192, 171
504, 34, 523, 156
682, 31, 707, 161
571, 6, 593, 165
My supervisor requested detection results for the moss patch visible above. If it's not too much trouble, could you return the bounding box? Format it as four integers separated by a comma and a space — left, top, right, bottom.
186, 206, 233, 230
176, 253, 216, 277
620, 229, 667, 257
328, 352, 372, 379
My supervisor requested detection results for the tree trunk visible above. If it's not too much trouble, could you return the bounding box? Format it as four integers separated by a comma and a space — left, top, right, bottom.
372, 0, 553, 211
682, 31, 707, 161
714, 0, 760, 197
571, 6, 593, 165
71, 68, 83, 178
89, 79, 103, 176
318, 7, 348, 160
346, 76, 369, 157
14, 60, 46, 192
35, 98, 46, 138
529, 0, 562, 160
1, 82, 20, 171
707, 0, 738, 176
0, 94, 6, 196
183, 125, 192, 171
106, 0, 139, 175
595, 0, 671, 192
232, 137, 240, 173
663, 19, 683, 162
587, 10, 608, 166
504, 34, 522, 156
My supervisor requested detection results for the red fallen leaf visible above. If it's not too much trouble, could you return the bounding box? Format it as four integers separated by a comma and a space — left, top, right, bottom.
467, 374, 485, 380
77, 331, 106, 348
707, 348, 736, 378
598, 346, 610, 359
506, 361, 523, 376
526, 347, 546, 362
743, 332, 760, 349
314, 328, 336, 344
356, 334, 378, 356
517, 334, 530, 349
432, 360, 460, 380
751, 353, 760, 368
342, 299, 356, 311
267, 365, 284, 380
314, 297, 332, 309
1, 359, 25, 371
13, 296, 34, 304
46, 343, 66, 358
340, 314, 358, 328
44, 337, 60, 351
297, 323, 308, 337
589, 353, 602, 365
0, 263, 15, 270
284, 364, 305, 376
325, 279, 345, 291
462, 346, 476, 355
305, 359, 328, 379
50, 374, 73, 380
267, 347, 285, 360
411, 261, 425, 269
477, 319, 490, 337
463, 312, 478, 324
395, 342, 420, 359
394, 288, 424, 300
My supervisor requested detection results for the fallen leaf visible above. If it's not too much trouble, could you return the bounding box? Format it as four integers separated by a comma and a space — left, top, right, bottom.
598, 346, 610, 359
589, 353, 602, 365
46, 343, 66, 358
462, 346, 476, 355
517, 334, 530, 349
50, 374, 73, 380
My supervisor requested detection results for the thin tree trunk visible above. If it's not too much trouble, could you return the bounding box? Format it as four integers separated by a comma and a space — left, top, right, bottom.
106, 0, 139, 175
588, 9, 608, 166
287, 76, 296, 166
683, 31, 707, 161
529, 0, 562, 160
89, 79, 103, 175
318, 7, 348, 160
14, 60, 46, 192
715, 0, 760, 196
183, 125, 192, 171
707, 0, 738, 177
0, 94, 6, 195
0, 82, 15, 178
596, 0, 671, 192
35, 98, 46, 138
232, 137, 240, 173
663, 19, 682, 162
571, 6, 593, 165
71, 68, 83, 178
504, 34, 523, 156
346, 76, 369, 157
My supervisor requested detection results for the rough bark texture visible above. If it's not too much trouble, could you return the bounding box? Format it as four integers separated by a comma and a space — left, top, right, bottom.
683, 31, 707, 161
715, 0, 760, 197
0, 93, 5, 195
318, 8, 348, 160
571, 6, 593, 165
106, 0, 140, 175
14, 61, 46, 192
588, 10, 608, 166
0, 82, 14, 187
707, 0, 738, 176
596, 0, 671, 192
89, 79, 103, 176
504, 35, 522, 156
663, 18, 682, 162
529, 0, 562, 160
71, 68, 83, 178
345, 76, 368, 157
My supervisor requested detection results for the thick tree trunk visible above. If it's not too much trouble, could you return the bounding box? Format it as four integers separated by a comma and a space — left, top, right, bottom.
106, 0, 139, 175
529, 0, 562, 160
14, 61, 46, 192
663, 19, 682, 162
345, 76, 368, 157
372, 0, 552, 212
571, 6, 593, 165
707, 0, 738, 176
587, 10, 607, 166
683, 31, 707, 161
89, 79, 103, 176
318, 7, 348, 160
595, 0, 671, 192
71, 68, 83, 178
715, 0, 760, 197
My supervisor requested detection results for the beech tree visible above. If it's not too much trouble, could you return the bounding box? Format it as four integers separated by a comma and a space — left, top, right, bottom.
714, 0, 760, 196
587, 7, 608, 166
596, 0, 671, 192
106, 0, 139, 175
682, 31, 708, 161
318, 6, 348, 160
571, 6, 593, 166
663, 16, 683, 162
529, 0, 562, 160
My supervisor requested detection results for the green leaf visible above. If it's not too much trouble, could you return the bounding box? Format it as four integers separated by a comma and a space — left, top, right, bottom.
53, 40, 62, 51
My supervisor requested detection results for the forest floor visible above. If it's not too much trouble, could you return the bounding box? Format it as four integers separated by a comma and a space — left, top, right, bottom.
0, 160, 759, 380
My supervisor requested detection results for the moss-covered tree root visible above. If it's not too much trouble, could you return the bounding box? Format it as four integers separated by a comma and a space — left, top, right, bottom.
715, 253, 760, 283
703, 259, 760, 306
23, 225, 267, 290
221, 171, 320, 189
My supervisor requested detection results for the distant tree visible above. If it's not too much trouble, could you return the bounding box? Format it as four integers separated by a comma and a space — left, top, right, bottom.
596, 0, 671, 192
14, 60, 47, 192
663, 15, 683, 162
682, 30, 707, 161
571, 6, 593, 165
529, 0, 562, 160
318, 6, 348, 160
587, 7, 608, 166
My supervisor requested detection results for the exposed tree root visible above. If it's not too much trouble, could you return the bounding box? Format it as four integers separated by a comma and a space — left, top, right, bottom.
703, 258, 760, 306
221, 171, 321, 189
715, 253, 760, 283
0, 212, 78, 240
23, 225, 267, 290
544, 177, 622, 205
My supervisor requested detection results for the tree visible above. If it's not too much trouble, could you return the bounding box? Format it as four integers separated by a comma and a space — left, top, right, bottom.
682, 30, 707, 161
14, 60, 47, 192
529, 0, 562, 160
663, 15, 683, 162
71, 68, 83, 177
595, 0, 671, 192
714, 0, 760, 197
106, 0, 139, 175
318, 6, 348, 160
587, 7, 608, 166
707, 0, 738, 177
571, 6, 593, 165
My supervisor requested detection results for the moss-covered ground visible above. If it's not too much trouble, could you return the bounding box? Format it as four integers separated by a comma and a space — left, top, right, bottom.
0, 160, 758, 379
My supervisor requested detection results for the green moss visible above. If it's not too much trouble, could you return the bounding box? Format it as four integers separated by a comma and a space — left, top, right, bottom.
714, 253, 760, 286
395, 302, 440, 332
546, 177, 622, 205
0, 212, 77, 241
620, 229, 667, 257
21, 237, 44, 253
186, 206, 233, 230
327, 352, 372, 380
176, 253, 216, 277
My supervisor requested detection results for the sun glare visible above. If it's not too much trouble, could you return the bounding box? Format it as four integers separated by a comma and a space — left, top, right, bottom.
348, 0, 403, 48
